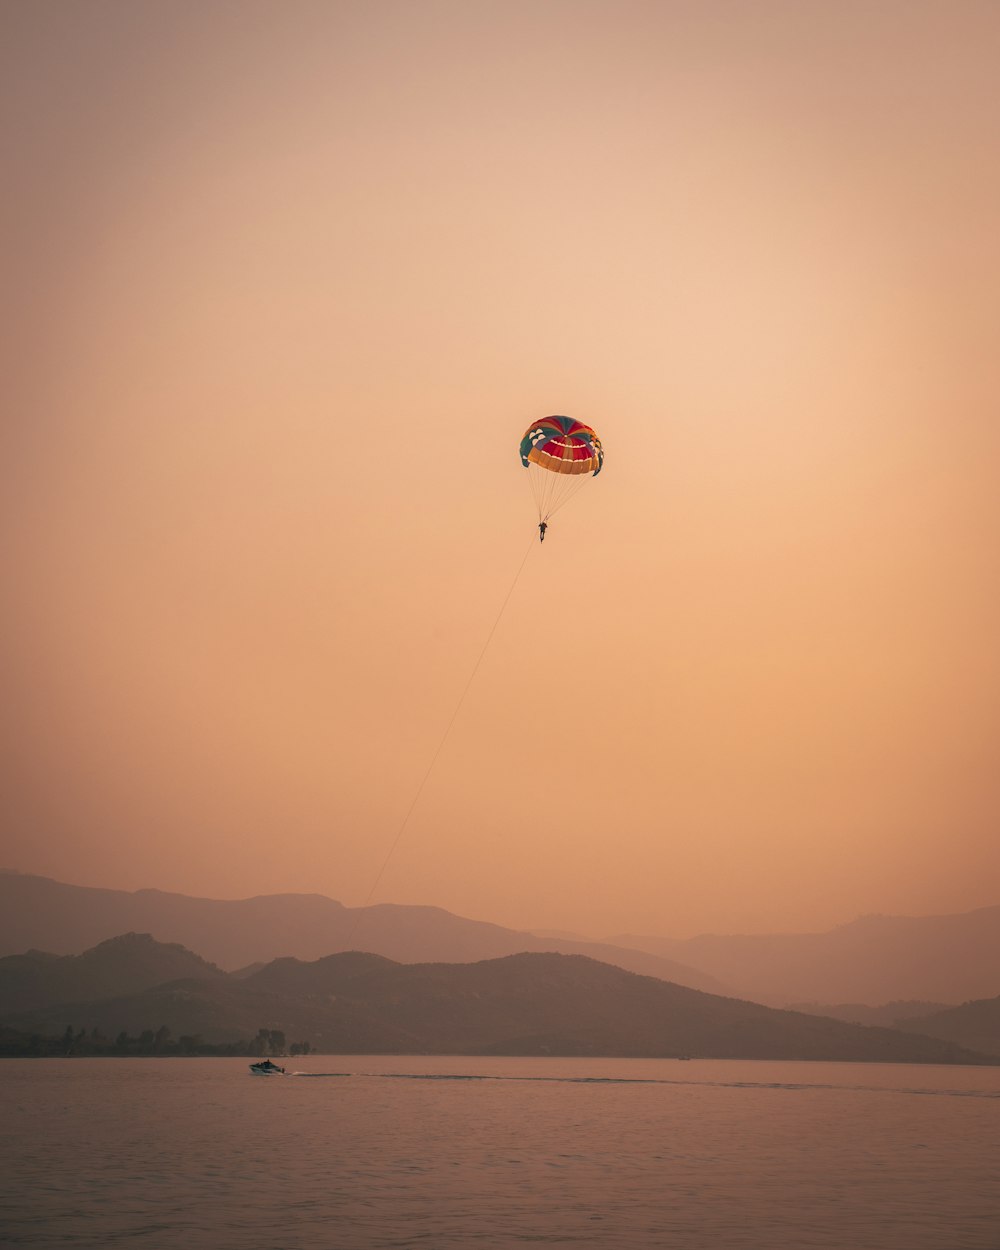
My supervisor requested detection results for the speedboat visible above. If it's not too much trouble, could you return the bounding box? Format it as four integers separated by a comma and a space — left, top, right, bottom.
249, 1059, 286, 1075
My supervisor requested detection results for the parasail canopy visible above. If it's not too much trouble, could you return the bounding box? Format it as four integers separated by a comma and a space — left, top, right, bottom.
519, 415, 604, 523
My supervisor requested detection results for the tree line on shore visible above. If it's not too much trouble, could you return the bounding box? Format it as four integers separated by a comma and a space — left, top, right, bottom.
0, 1024, 312, 1059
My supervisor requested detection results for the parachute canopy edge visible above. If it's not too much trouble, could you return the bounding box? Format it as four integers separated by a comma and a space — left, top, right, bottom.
518, 415, 604, 476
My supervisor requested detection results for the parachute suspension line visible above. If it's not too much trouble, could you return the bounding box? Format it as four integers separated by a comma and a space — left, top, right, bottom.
527, 462, 590, 523
545, 472, 589, 519
347, 531, 538, 949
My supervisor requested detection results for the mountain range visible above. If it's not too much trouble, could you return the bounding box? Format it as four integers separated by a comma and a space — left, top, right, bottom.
0, 872, 725, 992
606, 905, 1000, 1005
2, 932, 994, 1063
3, 872, 998, 1008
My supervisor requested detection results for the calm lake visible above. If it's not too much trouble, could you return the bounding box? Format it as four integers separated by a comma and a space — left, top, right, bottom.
2, 1056, 999, 1248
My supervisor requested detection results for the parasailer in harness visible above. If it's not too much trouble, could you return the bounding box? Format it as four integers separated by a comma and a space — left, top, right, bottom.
538, 521, 548, 542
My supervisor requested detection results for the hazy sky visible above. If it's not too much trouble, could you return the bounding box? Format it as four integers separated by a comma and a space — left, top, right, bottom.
3, 0, 999, 938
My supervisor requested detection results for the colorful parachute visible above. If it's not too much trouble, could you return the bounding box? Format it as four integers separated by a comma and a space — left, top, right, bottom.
519, 415, 604, 523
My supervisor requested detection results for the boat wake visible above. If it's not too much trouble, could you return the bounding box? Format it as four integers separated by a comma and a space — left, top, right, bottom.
270, 1071, 1000, 1098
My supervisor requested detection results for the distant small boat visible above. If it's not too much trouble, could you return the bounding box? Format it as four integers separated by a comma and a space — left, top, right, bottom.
249, 1059, 286, 1076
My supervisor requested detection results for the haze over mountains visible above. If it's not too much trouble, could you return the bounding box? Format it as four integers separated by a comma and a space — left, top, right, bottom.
0, 873, 724, 993
0, 934, 223, 1014
3, 872, 998, 1010
2, 933, 994, 1064
607, 906, 1000, 1006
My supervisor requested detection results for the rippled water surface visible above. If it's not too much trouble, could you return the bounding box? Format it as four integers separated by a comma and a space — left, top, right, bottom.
3, 1056, 999, 1248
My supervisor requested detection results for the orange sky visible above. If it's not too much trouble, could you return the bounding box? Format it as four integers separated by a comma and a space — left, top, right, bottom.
3, 0, 999, 938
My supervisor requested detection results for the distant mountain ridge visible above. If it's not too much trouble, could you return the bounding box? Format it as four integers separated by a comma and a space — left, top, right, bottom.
787, 1001, 951, 1028
0, 933, 223, 1014
608, 905, 1000, 1005
1, 933, 992, 1064
895, 996, 1000, 1059
0, 873, 726, 994
5, 873, 998, 1009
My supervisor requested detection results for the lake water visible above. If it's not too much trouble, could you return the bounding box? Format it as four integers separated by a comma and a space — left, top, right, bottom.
2, 1056, 999, 1248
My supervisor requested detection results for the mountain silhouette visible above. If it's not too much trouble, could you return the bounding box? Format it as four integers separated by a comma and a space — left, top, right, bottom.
5, 872, 998, 1009
0, 931, 223, 1014
608, 904, 1000, 1005
894, 996, 1000, 1058
1, 933, 992, 1063
0, 872, 726, 993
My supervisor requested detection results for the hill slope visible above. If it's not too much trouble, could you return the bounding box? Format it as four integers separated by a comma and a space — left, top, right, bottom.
0, 933, 224, 1013
0, 872, 726, 993
786, 1001, 951, 1027
896, 997, 1000, 1059
609, 905, 1000, 1005
2, 935, 991, 1063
